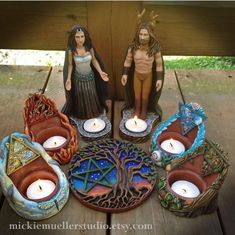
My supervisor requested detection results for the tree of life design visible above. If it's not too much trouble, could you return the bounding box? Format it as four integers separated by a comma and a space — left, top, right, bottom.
68, 139, 157, 213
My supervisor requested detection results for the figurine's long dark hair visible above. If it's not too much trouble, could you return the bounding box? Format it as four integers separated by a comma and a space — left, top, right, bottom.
130, 23, 160, 57
62, 25, 108, 116
67, 25, 93, 53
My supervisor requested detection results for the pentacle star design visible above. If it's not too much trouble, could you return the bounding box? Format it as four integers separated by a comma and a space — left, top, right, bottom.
72, 158, 115, 193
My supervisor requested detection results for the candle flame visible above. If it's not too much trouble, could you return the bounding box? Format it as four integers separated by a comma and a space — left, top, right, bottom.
93, 119, 97, 126
134, 115, 138, 125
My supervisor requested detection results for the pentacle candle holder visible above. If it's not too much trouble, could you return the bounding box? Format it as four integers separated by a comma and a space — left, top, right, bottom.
119, 108, 159, 143
150, 103, 207, 168
70, 112, 112, 141
0, 132, 69, 220
157, 139, 229, 217
23, 93, 78, 164
68, 139, 157, 212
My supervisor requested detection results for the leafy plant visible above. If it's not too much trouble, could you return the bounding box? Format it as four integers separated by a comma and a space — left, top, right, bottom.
164, 56, 235, 70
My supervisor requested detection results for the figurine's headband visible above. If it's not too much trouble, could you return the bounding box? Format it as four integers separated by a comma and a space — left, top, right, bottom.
71, 25, 83, 32
137, 9, 159, 30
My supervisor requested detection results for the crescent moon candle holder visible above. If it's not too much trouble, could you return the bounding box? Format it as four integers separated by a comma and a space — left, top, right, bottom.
0, 132, 69, 220
68, 139, 157, 212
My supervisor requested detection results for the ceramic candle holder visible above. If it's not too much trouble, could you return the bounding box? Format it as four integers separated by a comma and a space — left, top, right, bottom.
167, 169, 207, 200
23, 93, 78, 164
0, 132, 69, 220
70, 113, 112, 141
17, 170, 59, 202
119, 109, 159, 143
157, 139, 229, 217
36, 127, 70, 151
83, 118, 106, 133
157, 132, 192, 154
150, 103, 206, 168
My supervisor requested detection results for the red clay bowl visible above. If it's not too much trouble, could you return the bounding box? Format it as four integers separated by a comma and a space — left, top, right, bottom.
17, 170, 59, 202
36, 126, 71, 151
157, 131, 193, 155
167, 169, 207, 200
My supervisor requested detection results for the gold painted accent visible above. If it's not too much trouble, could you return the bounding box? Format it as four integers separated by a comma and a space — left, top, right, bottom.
6, 135, 41, 175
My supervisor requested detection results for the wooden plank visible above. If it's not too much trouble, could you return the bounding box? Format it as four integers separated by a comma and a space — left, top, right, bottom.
0, 2, 235, 56
144, 2, 235, 56
0, 193, 106, 235
176, 70, 235, 235
0, 65, 50, 140
111, 1, 142, 100
0, 1, 87, 50
111, 70, 223, 235
87, 1, 114, 100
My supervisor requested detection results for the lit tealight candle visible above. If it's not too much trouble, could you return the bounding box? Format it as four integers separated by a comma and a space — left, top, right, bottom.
43, 136, 67, 149
125, 116, 147, 133
26, 179, 56, 200
160, 138, 185, 154
83, 118, 106, 133
171, 180, 200, 198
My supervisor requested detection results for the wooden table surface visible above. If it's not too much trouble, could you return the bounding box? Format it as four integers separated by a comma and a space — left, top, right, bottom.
0, 65, 234, 235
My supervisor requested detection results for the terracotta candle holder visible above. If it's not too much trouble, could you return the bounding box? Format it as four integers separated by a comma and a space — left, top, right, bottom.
17, 170, 59, 202
150, 103, 206, 168
157, 139, 229, 217
36, 126, 70, 152
23, 93, 78, 164
0, 132, 69, 220
167, 169, 207, 201
157, 131, 192, 154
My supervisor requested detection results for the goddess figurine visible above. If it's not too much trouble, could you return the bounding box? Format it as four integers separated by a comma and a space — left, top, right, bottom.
121, 10, 164, 120
62, 25, 109, 120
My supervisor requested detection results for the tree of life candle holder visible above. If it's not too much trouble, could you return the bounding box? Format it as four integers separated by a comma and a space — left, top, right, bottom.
150, 103, 207, 168
0, 132, 69, 220
157, 139, 229, 217
68, 139, 157, 212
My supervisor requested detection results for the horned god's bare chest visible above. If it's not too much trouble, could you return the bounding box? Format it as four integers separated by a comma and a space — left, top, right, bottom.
134, 50, 154, 63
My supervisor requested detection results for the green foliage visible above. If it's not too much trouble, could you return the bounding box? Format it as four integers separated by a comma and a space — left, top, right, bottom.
158, 177, 167, 191
159, 192, 183, 210
164, 56, 235, 70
